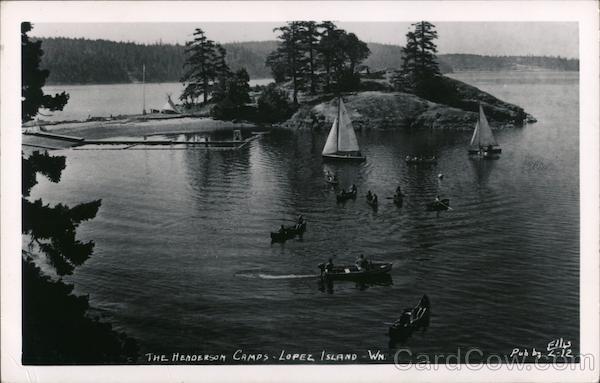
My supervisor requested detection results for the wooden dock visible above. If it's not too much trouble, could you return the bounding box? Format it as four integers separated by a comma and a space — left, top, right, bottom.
23, 130, 262, 150
24, 131, 85, 143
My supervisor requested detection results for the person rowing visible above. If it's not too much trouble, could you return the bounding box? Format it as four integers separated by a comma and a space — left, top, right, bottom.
395, 186, 404, 198
355, 254, 369, 270
366, 190, 373, 201
295, 215, 305, 230
325, 258, 334, 273
433, 195, 452, 210
372, 193, 378, 205
350, 184, 357, 194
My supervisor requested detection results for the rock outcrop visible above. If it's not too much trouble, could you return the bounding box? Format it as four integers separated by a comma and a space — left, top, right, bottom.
279, 76, 534, 131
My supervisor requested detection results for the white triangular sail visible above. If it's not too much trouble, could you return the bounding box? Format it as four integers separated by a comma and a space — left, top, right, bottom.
322, 117, 339, 155
167, 95, 180, 114
469, 121, 480, 146
470, 104, 498, 148
337, 100, 360, 152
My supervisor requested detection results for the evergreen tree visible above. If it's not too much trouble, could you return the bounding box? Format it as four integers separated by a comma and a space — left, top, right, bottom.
335, 32, 370, 91
399, 21, 440, 81
393, 21, 440, 92
265, 50, 288, 83
21, 23, 138, 363
297, 21, 320, 94
210, 68, 251, 120
257, 83, 295, 122
21, 22, 69, 122
317, 21, 339, 92
180, 28, 216, 104
268, 22, 309, 104
210, 43, 233, 103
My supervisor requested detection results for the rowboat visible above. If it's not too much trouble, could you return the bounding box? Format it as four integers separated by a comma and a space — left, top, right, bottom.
468, 104, 502, 156
426, 198, 450, 211
322, 98, 366, 162
405, 156, 437, 165
388, 295, 431, 340
318, 262, 392, 281
336, 189, 357, 202
270, 222, 306, 243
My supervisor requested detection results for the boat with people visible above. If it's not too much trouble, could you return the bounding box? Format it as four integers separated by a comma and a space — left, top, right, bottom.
318, 260, 392, 281
322, 97, 366, 162
392, 186, 404, 207
366, 191, 378, 209
426, 198, 450, 211
388, 295, 431, 340
405, 155, 437, 165
468, 103, 502, 156
336, 185, 357, 202
270, 221, 307, 243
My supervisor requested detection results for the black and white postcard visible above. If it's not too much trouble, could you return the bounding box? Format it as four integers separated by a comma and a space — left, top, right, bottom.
1, 1, 598, 382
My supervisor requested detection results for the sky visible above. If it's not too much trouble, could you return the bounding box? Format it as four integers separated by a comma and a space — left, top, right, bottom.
29, 22, 579, 58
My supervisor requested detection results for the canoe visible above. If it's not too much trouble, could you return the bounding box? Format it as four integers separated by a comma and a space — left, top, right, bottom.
318, 262, 392, 281
270, 222, 306, 243
388, 295, 431, 340
426, 198, 450, 211
336, 189, 357, 202
366, 196, 378, 209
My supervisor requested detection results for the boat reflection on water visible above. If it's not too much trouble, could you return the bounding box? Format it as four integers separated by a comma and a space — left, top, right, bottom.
469, 156, 496, 186
318, 274, 393, 294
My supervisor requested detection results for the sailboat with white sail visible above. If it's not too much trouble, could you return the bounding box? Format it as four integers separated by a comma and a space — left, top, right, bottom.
468, 104, 501, 155
322, 97, 366, 162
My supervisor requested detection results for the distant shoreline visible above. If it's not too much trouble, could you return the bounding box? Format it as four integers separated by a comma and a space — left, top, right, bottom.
41, 68, 577, 87
44, 78, 273, 88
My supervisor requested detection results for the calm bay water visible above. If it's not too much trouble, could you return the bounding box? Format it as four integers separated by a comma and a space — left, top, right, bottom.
41, 79, 273, 122
29, 71, 579, 363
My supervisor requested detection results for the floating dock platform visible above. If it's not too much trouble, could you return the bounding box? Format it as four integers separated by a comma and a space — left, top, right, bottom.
23, 130, 265, 151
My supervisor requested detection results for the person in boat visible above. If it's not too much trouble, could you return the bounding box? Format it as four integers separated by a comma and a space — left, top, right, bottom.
350, 184, 357, 194
486, 144, 493, 153
366, 190, 373, 201
395, 186, 403, 197
296, 215, 305, 230
355, 254, 369, 270
405, 155, 410, 161
435, 195, 441, 204
325, 258, 334, 273
279, 225, 286, 235
372, 193, 378, 204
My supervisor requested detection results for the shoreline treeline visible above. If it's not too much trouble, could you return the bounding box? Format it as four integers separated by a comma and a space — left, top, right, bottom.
36, 37, 578, 86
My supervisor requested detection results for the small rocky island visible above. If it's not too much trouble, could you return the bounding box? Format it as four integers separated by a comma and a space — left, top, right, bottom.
280, 74, 535, 131
262, 21, 534, 133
